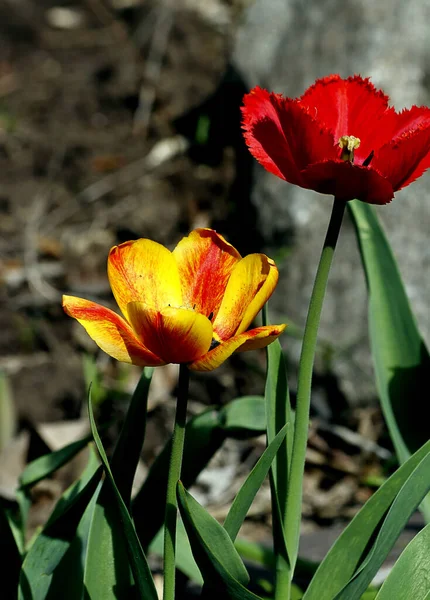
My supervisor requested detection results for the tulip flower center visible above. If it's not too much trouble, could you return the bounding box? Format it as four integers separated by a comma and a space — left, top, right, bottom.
338, 135, 361, 163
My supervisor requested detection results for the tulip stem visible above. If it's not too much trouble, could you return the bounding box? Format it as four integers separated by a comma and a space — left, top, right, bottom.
163, 364, 190, 600
277, 198, 346, 599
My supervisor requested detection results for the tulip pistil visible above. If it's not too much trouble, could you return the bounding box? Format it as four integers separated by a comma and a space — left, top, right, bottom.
338, 135, 361, 163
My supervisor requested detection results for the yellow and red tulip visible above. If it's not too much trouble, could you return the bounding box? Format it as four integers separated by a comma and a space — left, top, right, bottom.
63, 229, 285, 371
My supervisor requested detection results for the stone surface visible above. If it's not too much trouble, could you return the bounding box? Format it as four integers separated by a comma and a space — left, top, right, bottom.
233, 0, 430, 403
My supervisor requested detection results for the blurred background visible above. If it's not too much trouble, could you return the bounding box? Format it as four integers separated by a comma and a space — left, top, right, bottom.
1, 0, 429, 587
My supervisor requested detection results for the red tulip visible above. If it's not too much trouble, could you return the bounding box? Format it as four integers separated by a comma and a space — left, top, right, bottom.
242, 74, 430, 204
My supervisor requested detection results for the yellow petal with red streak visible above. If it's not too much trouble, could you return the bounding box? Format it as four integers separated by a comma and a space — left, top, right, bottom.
172, 229, 241, 321
62, 295, 165, 366
108, 239, 182, 319
127, 302, 213, 364
213, 254, 279, 340
189, 324, 286, 371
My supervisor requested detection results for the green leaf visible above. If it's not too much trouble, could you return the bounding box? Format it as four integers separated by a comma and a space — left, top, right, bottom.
375, 522, 430, 600
87, 388, 158, 600
349, 201, 430, 465
177, 483, 262, 599
109, 367, 153, 504
303, 438, 430, 600
47, 482, 100, 599
84, 367, 153, 598
263, 304, 293, 576
220, 396, 266, 435
234, 538, 318, 581
18, 448, 102, 599
223, 424, 288, 541
134, 406, 226, 549
84, 487, 135, 599
334, 450, 430, 599
82, 354, 106, 406
150, 518, 203, 585
135, 394, 269, 551
19, 435, 93, 489
0, 501, 21, 597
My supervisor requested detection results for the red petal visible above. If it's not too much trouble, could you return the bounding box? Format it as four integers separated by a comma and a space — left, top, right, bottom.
298, 75, 393, 161
108, 239, 182, 320
172, 228, 241, 322
189, 324, 286, 372
359, 105, 430, 164
372, 122, 430, 191
127, 303, 213, 364
241, 87, 337, 184
213, 253, 279, 340
62, 295, 164, 366
301, 160, 394, 204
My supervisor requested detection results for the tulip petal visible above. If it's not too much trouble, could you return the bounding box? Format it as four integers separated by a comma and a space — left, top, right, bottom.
298, 74, 394, 161
62, 295, 164, 366
108, 239, 182, 320
172, 229, 241, 321
242, 87, 337, 185
372, 120, 430, 191
127, 302, 213, 364
302, 160, 394, 204
189, 324, 286, 372
213, 254, 279, 340
364, 105, 430, 157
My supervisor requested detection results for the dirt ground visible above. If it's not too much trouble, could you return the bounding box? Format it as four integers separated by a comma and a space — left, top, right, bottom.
0, 0, 402, 571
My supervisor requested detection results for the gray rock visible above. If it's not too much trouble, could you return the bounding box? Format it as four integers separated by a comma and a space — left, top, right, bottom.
233, 0, 430, 404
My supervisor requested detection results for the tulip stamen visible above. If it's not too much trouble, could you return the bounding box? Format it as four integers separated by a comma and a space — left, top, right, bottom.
208, 311, 214, 321
338, 135, 361, 163
362, 150, 374, 167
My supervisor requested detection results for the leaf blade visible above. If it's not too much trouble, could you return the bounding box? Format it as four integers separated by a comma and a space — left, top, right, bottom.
177, 483, 263, 599
303, 438, 430, 600
18, 449, 102, 600
375, 522, 430, 600
223, 424, 288, 541
335, 451, 430, 599
349, 200, 430, 464
87, 388, 158, 600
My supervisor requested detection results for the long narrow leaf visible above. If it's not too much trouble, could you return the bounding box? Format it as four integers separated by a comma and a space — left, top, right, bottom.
303, 437, 430, 600
263, 304, 293, 576
19, 435, 92, 489
83, 486, 134, 599
134, 394, 266, 550
0, 501, 21, 597
88, 389, 158, 600
47, 482, 100, 599
178, 483, 262, 599
223, 424, 288, 541
109, 367, 153, 504
220, 396, 266, 435
134, 406, 225, 549
18, 448, 102, 600
84, 367, 154, 598
335, 450, 430, 599
375, 522, 430, 600
349, 201, 430, 465
150, 518, 203, 585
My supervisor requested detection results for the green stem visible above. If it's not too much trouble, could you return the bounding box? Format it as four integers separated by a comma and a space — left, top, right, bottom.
163, 364, 190, 600
278, 198, 346, 598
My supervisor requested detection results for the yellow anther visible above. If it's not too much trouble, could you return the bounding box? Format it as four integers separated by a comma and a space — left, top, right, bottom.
338, 135, 361, 162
